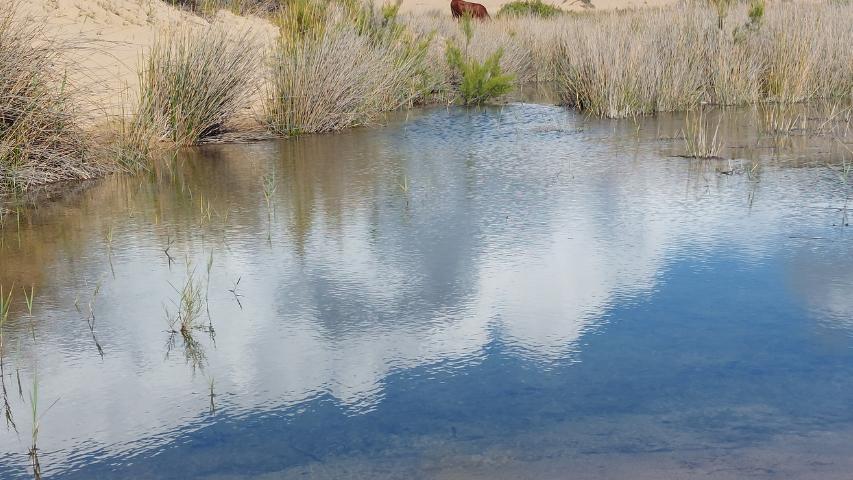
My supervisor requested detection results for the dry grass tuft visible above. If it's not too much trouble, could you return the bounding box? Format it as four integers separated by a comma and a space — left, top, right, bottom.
136, 26, 260, 146
554, 2, 853, 118
682, 105, 724, 159
265, 3, 433, 135
0, 3, 102, 194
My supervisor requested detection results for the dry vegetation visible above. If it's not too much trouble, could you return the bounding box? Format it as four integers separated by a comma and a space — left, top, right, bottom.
2, 0, 852, 196
554, 1, 853, 117
265, 1, 435, 134
137, 26, 260, 145
0, 4, 104, 194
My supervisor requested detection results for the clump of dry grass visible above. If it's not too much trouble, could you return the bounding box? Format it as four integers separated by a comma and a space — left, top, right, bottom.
0, 3, 102, 194
555, 7, 717, 117
165, 0, 283, 16
136, 26, 260, 146
554, 2, 853, 118
681, 105, 724, 159
103, 102, 164, 173
265, 2, 433, 135
761, 2, 853, 102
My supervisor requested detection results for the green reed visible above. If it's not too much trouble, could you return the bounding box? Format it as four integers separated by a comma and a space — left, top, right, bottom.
228, 277, 243, 310
0, 285, 16, 432
165, 265, 212, 371
22, 285, 35, 340
82, 280, 104, 358
208, 375, 216, 414
681, 106, 724, 159
28, 370, 59, 480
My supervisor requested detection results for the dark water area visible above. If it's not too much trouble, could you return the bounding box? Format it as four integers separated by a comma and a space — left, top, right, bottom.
1, 102, 852, 479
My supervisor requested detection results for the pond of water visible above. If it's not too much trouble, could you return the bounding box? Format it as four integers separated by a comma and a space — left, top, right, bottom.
0, 102, 852, 479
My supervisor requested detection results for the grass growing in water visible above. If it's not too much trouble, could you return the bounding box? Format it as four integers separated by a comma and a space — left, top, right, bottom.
28, 371, 59, 480
760, 103, 804, 140
681, 106, 724, 159
0, 285, 16, 432
833, 145, 851, 227
137, 26, 260, 146
83, 281, 105, 358
554, 2, 853, 118
262, 170, 277, 214
207, 375, 216, 414
22, 285, 35, 340
167, 269, 205, 334
229, 277, 243, 309
165, 266, 212, 370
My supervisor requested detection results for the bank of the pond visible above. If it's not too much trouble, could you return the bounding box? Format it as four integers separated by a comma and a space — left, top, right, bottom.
2, 0, 852, 198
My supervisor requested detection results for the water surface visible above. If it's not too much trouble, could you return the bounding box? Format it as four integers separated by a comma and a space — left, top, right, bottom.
1, 103, 852, 479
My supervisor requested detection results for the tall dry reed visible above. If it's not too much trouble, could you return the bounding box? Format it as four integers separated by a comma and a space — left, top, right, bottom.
553, 2, 853, 118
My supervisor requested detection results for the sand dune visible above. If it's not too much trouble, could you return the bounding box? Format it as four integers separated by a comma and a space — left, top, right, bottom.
13, 0, 275, 118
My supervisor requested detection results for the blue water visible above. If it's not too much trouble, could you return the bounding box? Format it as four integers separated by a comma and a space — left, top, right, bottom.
1, 103, 852, 479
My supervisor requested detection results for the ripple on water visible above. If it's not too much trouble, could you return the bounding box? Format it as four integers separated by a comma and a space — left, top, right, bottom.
1, 102, 852, 479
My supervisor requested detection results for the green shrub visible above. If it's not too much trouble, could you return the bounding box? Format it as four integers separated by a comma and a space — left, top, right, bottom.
748, 0, 765, 25
445, 15, 515, 105
497, 0, 563, 18
446, 45, 515, 105
733, 0, 764, 43
709, 0, 735, 29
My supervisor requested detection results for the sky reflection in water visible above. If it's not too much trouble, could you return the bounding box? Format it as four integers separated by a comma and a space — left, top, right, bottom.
0, 103, 852, 479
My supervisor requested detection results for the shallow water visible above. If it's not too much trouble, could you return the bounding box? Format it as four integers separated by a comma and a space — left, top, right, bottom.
1, 103, 852, 479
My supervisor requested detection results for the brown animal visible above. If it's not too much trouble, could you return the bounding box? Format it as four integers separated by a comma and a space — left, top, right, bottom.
450, 0, 490, 20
